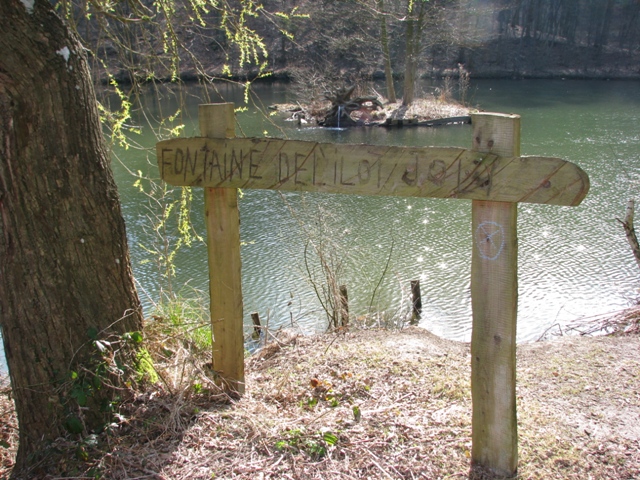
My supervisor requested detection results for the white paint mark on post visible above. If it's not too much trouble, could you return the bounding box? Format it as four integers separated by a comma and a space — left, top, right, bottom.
475, 221, 505, 260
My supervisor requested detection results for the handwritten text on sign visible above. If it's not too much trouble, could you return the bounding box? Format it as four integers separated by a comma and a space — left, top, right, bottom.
156, 137, 589, 206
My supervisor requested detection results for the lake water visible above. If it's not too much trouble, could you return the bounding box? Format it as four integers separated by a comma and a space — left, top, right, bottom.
112, 79, 640, 343
0, 79, 634, 375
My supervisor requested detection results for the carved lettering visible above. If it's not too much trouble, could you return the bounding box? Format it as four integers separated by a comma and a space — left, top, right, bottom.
402, 155, 419, 186
156, 137, 588, 207
278, 152, 291, 183
230, 149, 243, 180
313, 147, 327, 186
340, 157, 355, 186
200, 146, 209, 182
249, 149, 262, 179
202, 149, 209, 181
381, 163, 398, 189
206, 151, 223, 182
161, 149, 173, 178
184, 147, 198, 181
295, 152, 308, 185
358, 160, 371, 185
174, 148, 185, 175
428, 159, 446, 186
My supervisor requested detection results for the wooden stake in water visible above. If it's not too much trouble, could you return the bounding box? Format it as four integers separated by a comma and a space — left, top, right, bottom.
339, 285, 349, 327
410, 280, 422, 324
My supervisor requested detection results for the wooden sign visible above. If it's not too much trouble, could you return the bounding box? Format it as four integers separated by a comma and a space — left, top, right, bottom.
157, 137, 589, 206
156, 105, 590, 477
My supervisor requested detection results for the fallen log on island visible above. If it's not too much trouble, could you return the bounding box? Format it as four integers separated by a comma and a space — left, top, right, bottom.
379, 115, 472, 127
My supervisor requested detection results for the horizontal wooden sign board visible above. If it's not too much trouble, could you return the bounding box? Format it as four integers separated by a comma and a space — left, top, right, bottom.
156, 137, 589, 206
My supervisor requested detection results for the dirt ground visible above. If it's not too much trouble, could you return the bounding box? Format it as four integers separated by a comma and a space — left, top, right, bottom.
1, 324, 639, 479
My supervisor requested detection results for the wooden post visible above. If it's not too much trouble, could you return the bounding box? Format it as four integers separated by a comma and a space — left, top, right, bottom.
617, 199, 640, 272
410, 280, 422, 324
339, 285, 349, 327
470, 113, 520, 476
200, 103, 245, 394
251, 312, 262, 339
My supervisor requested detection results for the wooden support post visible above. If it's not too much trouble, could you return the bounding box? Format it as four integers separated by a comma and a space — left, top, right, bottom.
200, 103, 245, 394
470, 113, 520, 476
410, 280, 422, 324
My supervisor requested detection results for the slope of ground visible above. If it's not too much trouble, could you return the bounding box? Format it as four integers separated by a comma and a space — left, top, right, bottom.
1, 324, 638, 479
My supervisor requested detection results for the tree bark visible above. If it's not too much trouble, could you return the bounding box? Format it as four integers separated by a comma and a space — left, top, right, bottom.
0, 0, 143, 473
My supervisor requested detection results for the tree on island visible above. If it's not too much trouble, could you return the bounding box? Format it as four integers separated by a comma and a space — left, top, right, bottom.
402, 0, 429, 106
355, 0, 470, 107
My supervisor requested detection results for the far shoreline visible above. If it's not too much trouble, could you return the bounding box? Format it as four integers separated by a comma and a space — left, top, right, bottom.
96, 69, 640, 86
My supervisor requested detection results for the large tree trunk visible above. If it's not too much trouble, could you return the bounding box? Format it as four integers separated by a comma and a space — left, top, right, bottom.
0, 0, 143, 473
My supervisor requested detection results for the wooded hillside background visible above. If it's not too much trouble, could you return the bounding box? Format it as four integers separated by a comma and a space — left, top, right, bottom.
84, 0, 640, 85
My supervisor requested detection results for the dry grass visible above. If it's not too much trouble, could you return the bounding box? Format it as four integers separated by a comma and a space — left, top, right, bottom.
0, 378, 17, 477
0, 320, 638, 479
379, 98, 471, 123
563, 305, 640, 337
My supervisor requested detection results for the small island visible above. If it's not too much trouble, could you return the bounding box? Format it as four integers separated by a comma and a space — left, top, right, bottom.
269, 84, 473, 128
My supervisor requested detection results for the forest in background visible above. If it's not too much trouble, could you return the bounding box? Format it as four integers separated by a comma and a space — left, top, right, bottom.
83, 0, 640, 88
